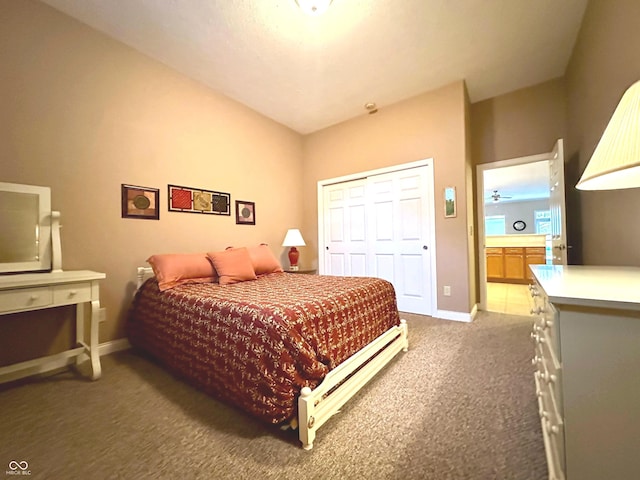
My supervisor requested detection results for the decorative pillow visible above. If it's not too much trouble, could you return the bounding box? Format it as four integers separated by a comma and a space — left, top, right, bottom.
247, 244, 284, 275
147, 253, 217, 291
207, 247, 258, 285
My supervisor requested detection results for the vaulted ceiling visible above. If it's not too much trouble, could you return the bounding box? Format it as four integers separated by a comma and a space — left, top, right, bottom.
40, 0, 588, 134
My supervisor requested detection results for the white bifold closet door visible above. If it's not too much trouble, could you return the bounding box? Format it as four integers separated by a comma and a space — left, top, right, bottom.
323, 165, 433, 315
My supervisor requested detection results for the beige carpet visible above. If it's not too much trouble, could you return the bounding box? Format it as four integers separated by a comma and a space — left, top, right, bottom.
0, 311, 546, 480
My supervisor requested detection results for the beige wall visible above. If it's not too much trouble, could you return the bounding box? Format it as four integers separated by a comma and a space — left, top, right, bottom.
471, 78, 567, 166
0, 0, 303, 363
302, 81, 474, 314
565, 0, 640, 266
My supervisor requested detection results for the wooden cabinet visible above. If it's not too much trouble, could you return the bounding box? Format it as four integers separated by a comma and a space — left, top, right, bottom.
530, 265, 640, 480
504, 247, 525, 280
487, 246, 546, 283
485, 248, 504, 279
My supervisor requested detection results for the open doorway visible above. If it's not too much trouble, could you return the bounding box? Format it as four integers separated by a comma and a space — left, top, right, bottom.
476, 140, 566, 315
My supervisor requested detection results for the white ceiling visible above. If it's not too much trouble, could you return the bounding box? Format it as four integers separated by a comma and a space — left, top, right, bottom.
39, 0, 588, 134
484, 161, 550, 204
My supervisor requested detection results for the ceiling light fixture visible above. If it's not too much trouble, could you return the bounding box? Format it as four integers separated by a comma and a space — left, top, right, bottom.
295, 0, 333, 16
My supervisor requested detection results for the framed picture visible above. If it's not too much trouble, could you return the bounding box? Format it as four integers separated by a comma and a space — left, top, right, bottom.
235, 200, 255, 225
444, 186, 456, 218
168, 184, 231, 215
121, 184, 159, 220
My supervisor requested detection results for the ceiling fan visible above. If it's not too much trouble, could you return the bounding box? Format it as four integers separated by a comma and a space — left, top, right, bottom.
490, 190, 512, 202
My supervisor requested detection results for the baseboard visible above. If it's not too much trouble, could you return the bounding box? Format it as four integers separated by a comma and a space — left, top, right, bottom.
98, 338, 131, 356
435, 308, 474, 322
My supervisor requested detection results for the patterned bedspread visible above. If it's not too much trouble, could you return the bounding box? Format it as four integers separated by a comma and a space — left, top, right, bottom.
127, 272, 400, 425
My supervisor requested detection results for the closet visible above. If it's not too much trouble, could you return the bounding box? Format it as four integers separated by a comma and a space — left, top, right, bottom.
318, 162, 435, 315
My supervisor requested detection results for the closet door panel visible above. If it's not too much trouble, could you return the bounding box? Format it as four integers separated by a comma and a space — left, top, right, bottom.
324, 180, 368, 276
321, 163, 433, 315
373, 254, 395, 284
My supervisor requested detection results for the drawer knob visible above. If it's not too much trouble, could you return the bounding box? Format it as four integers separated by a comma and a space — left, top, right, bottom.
29, 295, 39, 301
69, 290, 78, 296
545, 420, 560, 435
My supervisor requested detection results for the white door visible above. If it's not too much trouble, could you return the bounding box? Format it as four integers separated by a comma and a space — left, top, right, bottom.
322, 164, 433, 315
549, 139, 568, 265
367, 167, 433, 314
323, 179, 369, 276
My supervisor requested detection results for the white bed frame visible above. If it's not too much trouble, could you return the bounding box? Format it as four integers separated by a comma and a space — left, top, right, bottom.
135, 267, 408, 450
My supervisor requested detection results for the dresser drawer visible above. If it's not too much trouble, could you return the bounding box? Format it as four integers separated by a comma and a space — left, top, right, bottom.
504, 247, 524, 254
486, 247, 503, 255
0, 287, 53, 313
53, 283, 92, 305
535, 372, 566, 479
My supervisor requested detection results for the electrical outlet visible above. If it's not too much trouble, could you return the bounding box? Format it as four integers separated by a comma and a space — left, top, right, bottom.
444, 286, 451, 296
98, 307, 107, 322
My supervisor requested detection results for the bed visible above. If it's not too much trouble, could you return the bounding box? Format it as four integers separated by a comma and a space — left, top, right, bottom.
127, 250, 408, 450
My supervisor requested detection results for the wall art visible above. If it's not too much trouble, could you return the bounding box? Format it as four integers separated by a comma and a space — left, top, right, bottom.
444, 186, 457, 218
121, 184, 159, 220
168, 184, 230, 215
235, 200, 255, 225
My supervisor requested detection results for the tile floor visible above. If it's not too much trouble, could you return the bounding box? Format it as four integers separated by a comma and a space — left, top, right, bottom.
486, 282, 535, 316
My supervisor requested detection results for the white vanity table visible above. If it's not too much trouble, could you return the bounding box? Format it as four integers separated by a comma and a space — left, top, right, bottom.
0, 270, 106, 384
530, 264, 640, 480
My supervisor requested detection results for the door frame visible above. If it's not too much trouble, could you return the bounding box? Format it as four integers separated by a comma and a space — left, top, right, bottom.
317, 159, 437, 315
476, 144, 563, 312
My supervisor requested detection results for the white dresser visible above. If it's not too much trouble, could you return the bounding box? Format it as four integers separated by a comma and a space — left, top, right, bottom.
0, 270, 106, 383
530, 265, 640, 480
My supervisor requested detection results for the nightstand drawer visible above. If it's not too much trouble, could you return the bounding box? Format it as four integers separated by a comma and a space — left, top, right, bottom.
53, 283, 92, 305
0, 287, 53, 313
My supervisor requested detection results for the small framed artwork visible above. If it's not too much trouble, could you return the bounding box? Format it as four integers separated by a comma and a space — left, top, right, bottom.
444, 186, 457, 218
168, 184, 231, 216
235, 200, 255, 225
121, 184, 159, 220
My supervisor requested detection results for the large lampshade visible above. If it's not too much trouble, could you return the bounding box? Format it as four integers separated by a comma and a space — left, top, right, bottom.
282, 229, 306, 247
576, 80, 640, 190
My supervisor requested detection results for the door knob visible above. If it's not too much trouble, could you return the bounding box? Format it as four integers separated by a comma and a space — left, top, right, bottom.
422, 245, 428, 250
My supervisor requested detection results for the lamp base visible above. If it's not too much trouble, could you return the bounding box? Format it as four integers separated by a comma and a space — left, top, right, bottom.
288, 246, 300, 271
288, 266, 300, 271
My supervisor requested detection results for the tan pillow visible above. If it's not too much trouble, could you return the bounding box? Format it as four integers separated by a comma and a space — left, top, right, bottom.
207, 247, 257, 285
147, 253, 217, 291
247, 244, 283, 275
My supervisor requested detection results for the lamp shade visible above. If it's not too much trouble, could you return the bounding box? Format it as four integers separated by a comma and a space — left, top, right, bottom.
282, 229, 306, 247
576, 80, 640, 190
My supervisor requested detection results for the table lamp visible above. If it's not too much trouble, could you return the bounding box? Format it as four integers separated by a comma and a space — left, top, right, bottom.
282, 229, 306, 271
576, 80, 640, 190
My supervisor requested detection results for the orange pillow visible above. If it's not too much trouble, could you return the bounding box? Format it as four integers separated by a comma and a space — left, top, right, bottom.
147, 253, 217, 291
225, 244, 284, 276
247, 244, 283, 275
207, 247, 257, 285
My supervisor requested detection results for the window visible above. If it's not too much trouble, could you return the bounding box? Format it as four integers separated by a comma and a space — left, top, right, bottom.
485, 215, 506, 235
534, 210, 551, 234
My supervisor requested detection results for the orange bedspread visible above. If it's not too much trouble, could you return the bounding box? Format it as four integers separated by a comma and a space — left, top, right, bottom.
127, 272, 400, 424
